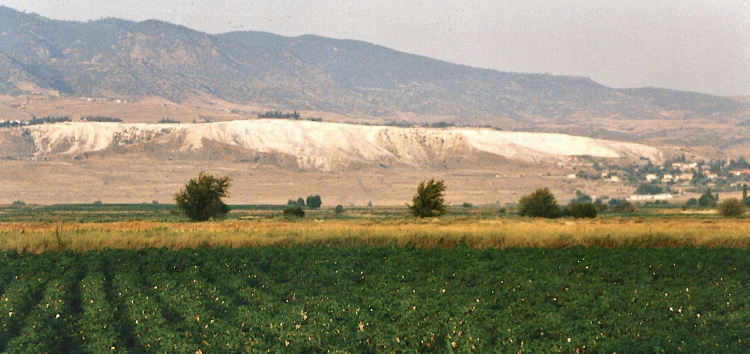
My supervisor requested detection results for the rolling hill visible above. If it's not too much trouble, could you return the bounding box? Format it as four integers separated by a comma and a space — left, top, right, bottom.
0, 5, 746, 133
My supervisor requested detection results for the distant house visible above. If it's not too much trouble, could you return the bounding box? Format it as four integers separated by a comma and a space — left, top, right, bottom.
729, 169, 750, 176
672, 163, 698, 172
629, 193, 673, 201
645, 174, 658, 182
662, 174, 674, 183
679, 173, 693, 181
609, 176, 621, 182
566, 174, 577, 179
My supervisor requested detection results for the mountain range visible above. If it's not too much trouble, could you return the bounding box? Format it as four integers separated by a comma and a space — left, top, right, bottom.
0, 6, 748, 156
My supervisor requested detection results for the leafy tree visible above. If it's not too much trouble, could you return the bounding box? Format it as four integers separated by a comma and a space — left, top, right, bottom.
608, 199, 637, 213
634, 184, 663, 195
461, 202, 473, 208
698, 188, 717, 207
174, 172, 232, 221
518, 188, 559, 218
408, 179, 447, 218
569, 190, 592, 205
593, 198, 608, 212
718, 198, 745, 217
306, 195, 322, 209
287, 198, 306, 207
569, 202, 597, 218
684, 198, 698, 207
334, 205, 344, 214
283, 206, 305, 218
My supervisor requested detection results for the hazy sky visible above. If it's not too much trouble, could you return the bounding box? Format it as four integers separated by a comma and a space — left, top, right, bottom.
2, 0, 749, 96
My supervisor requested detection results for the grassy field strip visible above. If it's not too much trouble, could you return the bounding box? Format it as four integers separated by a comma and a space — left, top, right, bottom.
0, 218, 749, 252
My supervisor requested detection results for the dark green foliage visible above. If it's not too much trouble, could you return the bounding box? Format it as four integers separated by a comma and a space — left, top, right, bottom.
569, 190, 593, 204
156, 118, 180, 124
743, 183, 748, 200
608, 199, 637, 213
283, 206, 305, 218
684, 198, 698, 207
698, 188, 718, 207
173, 172, 232, 221
518, 188, 559, 218
334, 205, 344, 214
593, 198, 608, 212
306, 195, 322, 209
92, 200, 102, 206
83, 116, 122, 122
27, 116, 72, 125
569, 202, 598, 218
461, 202, 473, 208
634, 184, 663, 195
1, 247, 750, 352
11, 200, 25, 206
407, 179, 446, 217
297, 197, 306, 207
718, 198, 745, 217
258, 110, 300, 119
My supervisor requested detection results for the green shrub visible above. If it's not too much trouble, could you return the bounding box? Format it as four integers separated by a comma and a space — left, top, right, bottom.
684, 198, 698, 207
569, 202, 598, 218
283, 206, 305, 218
334, 205, 344, 214
518, 188, 559, 218
718, 198, 745, 217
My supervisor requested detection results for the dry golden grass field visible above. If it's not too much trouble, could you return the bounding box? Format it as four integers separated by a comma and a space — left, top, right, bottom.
2, 215, 749, 254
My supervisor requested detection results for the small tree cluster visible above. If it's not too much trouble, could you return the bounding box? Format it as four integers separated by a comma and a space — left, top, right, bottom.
569, 203, 598, 218
698, 188, 718, 207
634, 184, 664, 195
283, 206, 305, 218
306, 195, 322, 209
569, 190, 593, 204
287, 198, 306, 207
608, 199, 637, 213
408, 179, 446, 218
718, 198, 745, 217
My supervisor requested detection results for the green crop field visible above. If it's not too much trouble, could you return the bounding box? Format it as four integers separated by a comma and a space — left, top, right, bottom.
0, 246, 748, 353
